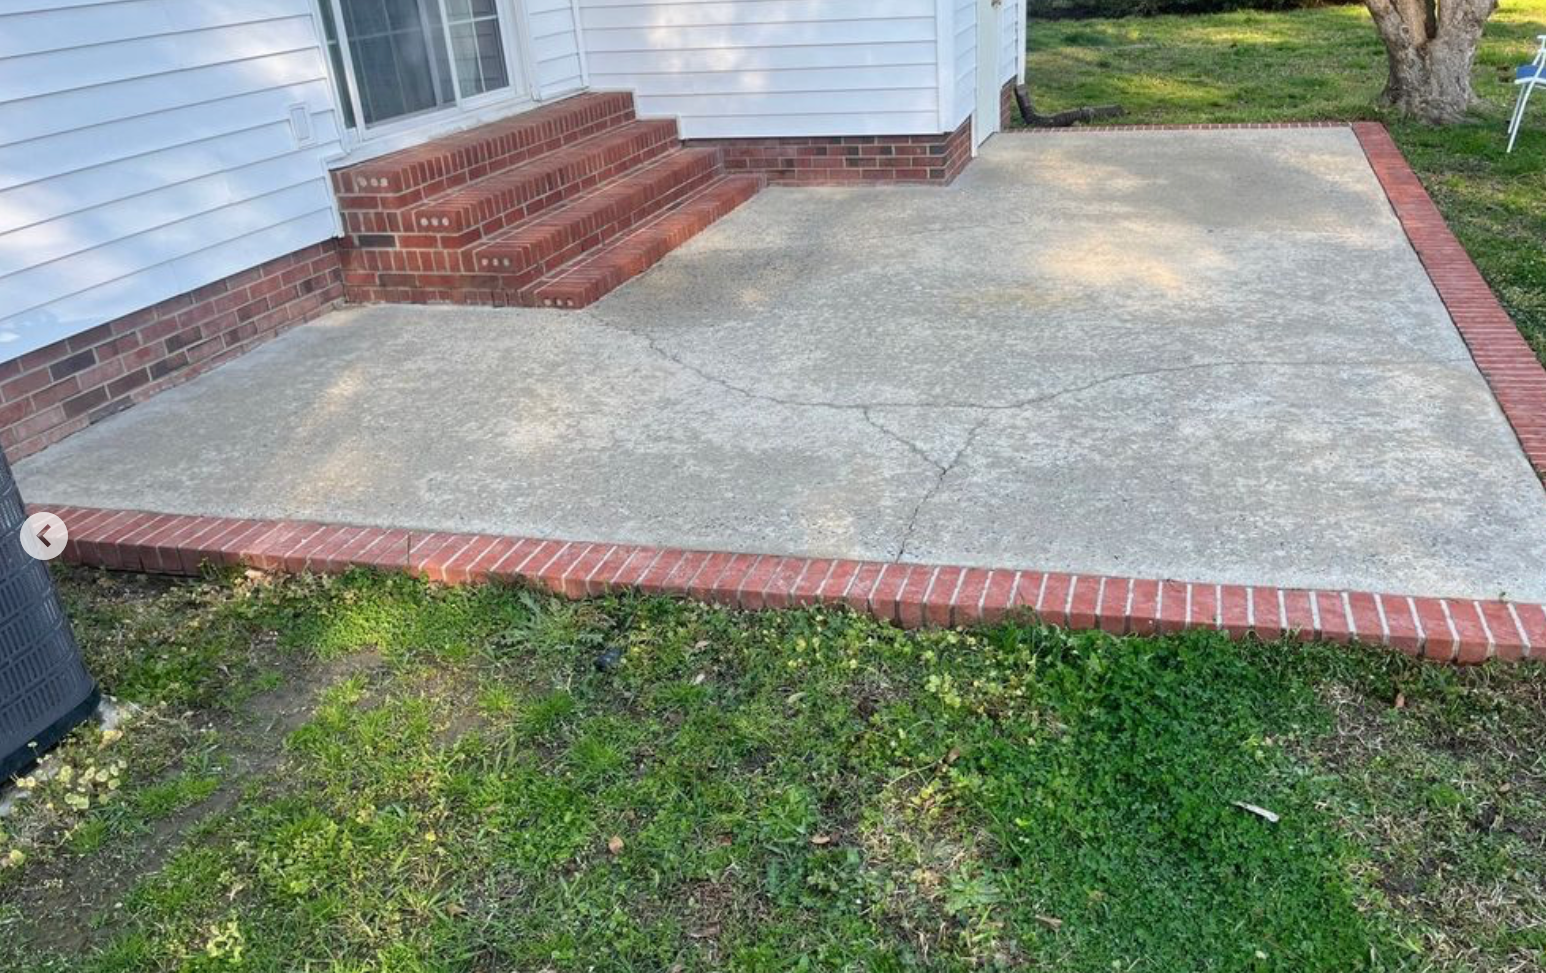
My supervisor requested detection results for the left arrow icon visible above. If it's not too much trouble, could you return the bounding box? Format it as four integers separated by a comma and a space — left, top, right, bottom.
20, 512, 67, 561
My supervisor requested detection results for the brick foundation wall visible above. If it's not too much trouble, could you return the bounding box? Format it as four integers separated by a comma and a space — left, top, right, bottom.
0, 242, 343, 460
1002, 79, 1018, 129
688, 117, 973, 186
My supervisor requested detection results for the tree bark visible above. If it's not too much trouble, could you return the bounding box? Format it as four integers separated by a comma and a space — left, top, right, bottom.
1365, 0, 1497, 123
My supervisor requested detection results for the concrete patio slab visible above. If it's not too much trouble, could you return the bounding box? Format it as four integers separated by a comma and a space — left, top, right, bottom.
17, 128, 1546, 602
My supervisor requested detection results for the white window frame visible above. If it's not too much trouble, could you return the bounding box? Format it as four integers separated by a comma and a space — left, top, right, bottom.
310, 0, 544, 164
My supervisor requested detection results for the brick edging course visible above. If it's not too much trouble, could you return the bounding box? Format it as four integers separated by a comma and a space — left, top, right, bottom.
1351, 122, 1546, 479
39, 505, 1546, 665
1011, 121, 1350, 133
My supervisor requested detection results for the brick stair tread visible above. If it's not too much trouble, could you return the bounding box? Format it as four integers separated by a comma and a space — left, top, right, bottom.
471, 147, 723, 278
525, 174, 763, 308
404, 119, 681, 241
334, 92, 635, 207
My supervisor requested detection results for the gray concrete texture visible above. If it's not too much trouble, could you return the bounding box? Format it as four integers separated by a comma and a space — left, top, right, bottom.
18, 129, 1546, 601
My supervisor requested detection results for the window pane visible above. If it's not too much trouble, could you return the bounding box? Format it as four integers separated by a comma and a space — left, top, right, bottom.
446, 0, 497, 17
316, 2, 357, 128
421, 2, 456, 102
352, 36, 404, 123
443, 1, 508, 97
392, 29, 441, 115
476, 20, 507, 89
383, 0, 422, 31
329, 0, 510, 126
336, 0, 455, 125
342, 0, 387, 37
448, 20, 507, 96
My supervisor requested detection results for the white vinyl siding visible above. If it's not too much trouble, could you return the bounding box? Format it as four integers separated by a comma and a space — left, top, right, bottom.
951, 0, 974, 127
0, 0, 343, 363
578, 0, 943, 138
528, 0, 587, 97
1001, 0, 1025, 85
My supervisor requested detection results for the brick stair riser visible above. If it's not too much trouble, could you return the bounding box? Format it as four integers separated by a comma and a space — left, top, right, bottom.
401, 121, 681, 244
541, 177, 763, 307
340, 122, 668, 244
453, 170, 722, 299
344, 173, 761, 307
473, 151, 721, 281
532, 176, 763, 308
341, 156, 722, 302
336, 111, 633, 218
506, 162, 722, 289
330, 91, 768, 310
332, 92, 635, 211
507, 178, 717, 298
476, 150, 721, 265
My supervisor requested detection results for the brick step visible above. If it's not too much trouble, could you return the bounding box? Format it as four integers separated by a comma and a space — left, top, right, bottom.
399, 119, 681, 247
333, 92, 636, 215
526, 174, 764, 308
471, 147, 723, 287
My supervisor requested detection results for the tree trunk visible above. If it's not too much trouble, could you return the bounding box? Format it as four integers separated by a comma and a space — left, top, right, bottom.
1378, 27, 1484, 122
1365, 0, 1497, 124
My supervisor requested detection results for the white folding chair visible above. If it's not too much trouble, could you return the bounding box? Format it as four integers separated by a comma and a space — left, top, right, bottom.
1508, 34, 1546, 153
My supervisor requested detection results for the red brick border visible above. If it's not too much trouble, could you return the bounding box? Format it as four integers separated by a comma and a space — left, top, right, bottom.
37, 505, 1546, 665
1352, 122, 1546, 479
0, 243, 344, 461
1014, 122, 1350, 133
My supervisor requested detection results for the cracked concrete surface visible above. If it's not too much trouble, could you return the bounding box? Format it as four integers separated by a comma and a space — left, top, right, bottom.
16, 129, 1546, 601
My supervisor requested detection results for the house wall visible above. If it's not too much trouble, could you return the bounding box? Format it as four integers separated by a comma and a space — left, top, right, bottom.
529, 0, 589, 97
952, 0, 977, 128
962, 0, 1025, 129
0, 0, 346, 366
576, 0, 944, 138
1001, 0, 1027, 87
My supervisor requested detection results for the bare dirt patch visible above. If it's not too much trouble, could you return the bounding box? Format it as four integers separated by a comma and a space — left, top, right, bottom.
6, 647, 385, 958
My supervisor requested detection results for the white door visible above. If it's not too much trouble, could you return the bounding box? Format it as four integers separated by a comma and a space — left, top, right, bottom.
974, 0, 1002, 151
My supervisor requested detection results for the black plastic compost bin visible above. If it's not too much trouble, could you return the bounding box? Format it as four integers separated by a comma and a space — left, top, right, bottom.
0, 447, 97, 780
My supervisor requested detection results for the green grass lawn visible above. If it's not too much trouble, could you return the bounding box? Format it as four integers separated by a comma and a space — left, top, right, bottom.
1024, 2, 1546, 365
2, 568, 1544, 972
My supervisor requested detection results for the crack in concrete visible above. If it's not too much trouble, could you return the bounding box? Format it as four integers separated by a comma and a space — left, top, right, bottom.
860, 407, 994, 560
891, 413, 991, 562
588, 315, 1470, 414
860, 408, 953, 473
585, 313, 1475, 561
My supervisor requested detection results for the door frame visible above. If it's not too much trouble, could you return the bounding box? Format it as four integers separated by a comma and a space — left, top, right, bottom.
309, 0, 545, 164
